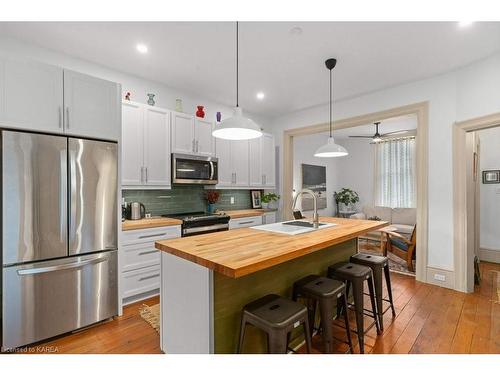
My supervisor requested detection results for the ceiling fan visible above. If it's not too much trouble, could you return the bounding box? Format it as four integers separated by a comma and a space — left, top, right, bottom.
348, 122, 414, 143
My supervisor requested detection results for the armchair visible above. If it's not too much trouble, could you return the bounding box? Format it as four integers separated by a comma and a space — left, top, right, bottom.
384, 225, 416, 272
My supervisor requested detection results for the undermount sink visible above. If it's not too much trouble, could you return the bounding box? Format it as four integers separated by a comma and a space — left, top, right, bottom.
251, 220, 337, 235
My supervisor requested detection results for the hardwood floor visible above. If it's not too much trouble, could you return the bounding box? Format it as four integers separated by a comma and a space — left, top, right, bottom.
27, 262, 500, 354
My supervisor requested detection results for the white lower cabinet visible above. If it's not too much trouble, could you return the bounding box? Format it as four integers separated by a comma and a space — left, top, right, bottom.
229, 216, 262, 229
121, 225, 181, 305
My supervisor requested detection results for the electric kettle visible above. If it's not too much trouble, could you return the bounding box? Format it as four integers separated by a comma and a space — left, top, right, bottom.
127, 202, 146, 220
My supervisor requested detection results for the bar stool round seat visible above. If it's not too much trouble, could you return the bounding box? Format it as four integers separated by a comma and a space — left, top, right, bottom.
328, 262, 380, 354
292, 275, 354, 354
237, 294, 312, 354
350, 253, 396, 330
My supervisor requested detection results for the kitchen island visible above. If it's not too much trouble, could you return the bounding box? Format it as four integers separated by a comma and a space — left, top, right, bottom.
155, 217, 387, 354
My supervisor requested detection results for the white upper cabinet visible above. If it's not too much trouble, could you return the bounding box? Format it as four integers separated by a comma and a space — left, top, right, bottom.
248, 133, 276, 188
121, 102, 144, 186
215, 138, 233, 186
63, 70, 120, 141
194, 118, 215, 156
171, 112, 215, 156
261, 133, 276, 188
143, 106, 171, 186
121, 101, 171, 188
171, 112, 195, 154
232, 140, 250, 187
216, 138, 249, 188
0, 56, 64, 133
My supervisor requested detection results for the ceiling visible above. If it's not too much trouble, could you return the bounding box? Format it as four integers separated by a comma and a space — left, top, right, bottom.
1, 22, 500, 118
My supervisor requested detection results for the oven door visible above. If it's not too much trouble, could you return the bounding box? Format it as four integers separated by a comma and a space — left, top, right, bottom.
172, 153, 218, 184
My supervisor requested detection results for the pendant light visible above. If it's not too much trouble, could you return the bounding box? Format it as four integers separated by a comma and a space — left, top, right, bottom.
212, 22, 262, 140
314, 58, 348, 157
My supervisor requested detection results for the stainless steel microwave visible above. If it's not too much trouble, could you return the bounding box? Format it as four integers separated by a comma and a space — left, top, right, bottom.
172, 153, 218, 185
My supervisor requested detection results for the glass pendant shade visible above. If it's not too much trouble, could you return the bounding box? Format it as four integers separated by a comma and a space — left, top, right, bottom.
314, 136, 348, 157
212, 107, 262, 140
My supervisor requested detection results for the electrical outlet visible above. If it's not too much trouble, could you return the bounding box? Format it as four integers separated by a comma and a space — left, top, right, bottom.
434, 273, 446, 282
230, 197, 235, 204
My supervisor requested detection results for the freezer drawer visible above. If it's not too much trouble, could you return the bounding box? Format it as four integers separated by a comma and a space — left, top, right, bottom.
2, 131, 68, 265
68, 138, 118, 255
2, 250, 118, 350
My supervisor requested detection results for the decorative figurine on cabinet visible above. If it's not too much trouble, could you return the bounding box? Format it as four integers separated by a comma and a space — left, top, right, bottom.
196, 105, 205, 118
147, 93, 156, 106
125, 92, 131, 101
216, 111, 222, 122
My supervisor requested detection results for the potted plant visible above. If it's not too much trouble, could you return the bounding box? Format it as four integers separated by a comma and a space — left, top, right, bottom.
261, 192, 280, 209
334, 188, 359, 214
204, 190, 220, 214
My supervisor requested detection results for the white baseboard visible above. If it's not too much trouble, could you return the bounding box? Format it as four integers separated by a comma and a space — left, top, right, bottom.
426, 266, 455, 290
478, 247, 500, 263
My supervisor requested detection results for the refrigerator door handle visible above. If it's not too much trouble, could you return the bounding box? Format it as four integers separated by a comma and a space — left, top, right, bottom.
59, 150, 67, 242
16, 255, 108, 276
69, 149, 77, 243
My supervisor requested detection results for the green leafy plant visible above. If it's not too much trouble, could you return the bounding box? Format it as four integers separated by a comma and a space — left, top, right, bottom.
334, 188, 359, 206
261, 192, 280, 203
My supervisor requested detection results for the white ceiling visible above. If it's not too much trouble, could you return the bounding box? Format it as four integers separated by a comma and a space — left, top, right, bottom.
1, 22, 500, 117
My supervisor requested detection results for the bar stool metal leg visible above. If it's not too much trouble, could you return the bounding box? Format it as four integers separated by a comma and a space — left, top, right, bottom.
340, 294, 354, 353
237, 316, 247, 354
372, 266, 384, 330
367, 275, 381, 334
351, 279, 366, 353
384, 264, 396, 316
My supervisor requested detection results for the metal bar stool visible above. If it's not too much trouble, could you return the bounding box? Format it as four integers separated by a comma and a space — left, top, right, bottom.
350, 253, 396, 330
292, 274, 354, 354
328, 262, 380, 354
237, 294, 312, 354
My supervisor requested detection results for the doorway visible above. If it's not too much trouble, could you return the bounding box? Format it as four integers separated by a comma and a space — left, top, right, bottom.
453, 112, 500, 292
282, 102, 429, 282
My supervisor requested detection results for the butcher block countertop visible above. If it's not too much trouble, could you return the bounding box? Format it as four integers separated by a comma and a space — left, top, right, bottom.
223, 209, 277, 219
122, 217, 182, 231
155, 217, 388, 278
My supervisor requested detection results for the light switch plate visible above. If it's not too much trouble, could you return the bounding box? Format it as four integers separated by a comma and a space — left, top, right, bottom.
230, 197, 235, 204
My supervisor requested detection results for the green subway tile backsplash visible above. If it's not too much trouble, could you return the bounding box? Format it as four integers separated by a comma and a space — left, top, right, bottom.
122, 186, 254, 216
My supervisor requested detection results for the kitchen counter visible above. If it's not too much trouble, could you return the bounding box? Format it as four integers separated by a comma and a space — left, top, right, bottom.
223, 208, 277, 219
121, 217, 182, 231
157, 217, 387, 354
156, 217, 386, 278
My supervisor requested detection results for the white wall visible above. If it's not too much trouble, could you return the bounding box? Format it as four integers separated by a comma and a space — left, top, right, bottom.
293, 133, 339, 216
0, 35, 271, 130
271, 51, 500, 274
335, 138, 375, 209
478, 127, 500, 256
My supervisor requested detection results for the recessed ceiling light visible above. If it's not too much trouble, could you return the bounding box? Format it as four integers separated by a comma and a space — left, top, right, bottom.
136, 44, 148, 54
458, 21, 474, 28
290, 26, 303, 35
256, 92, 265, 100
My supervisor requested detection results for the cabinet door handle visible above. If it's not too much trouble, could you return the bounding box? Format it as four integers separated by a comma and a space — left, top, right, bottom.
138, 250, 157, 256
140, 167, 144, 184
264, 174, 266, 185
138, 232, 168, 239
145, 167, 148, 183
238, 221, 254, 225
58, 107, 62, 128
139, 274, 160, 282
192, 139, 195, 152
66, 107, 70, 129
262, 174, 265, 185
196, 140, 199, 153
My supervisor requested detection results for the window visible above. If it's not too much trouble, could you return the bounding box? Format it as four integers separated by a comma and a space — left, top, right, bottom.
374, 137, 416, 208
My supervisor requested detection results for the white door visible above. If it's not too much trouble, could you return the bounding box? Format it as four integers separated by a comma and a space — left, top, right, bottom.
144, 107, 171, 187
248, 137, 262, 187
232, 140, 249, 187
0, 56, 63, 133
171, 112, 195, 154
261, 134, 276, 187
194, 118, 215, 156
121, 102, 144, 186
216, 138, 233, 186
63, 70, 120, 141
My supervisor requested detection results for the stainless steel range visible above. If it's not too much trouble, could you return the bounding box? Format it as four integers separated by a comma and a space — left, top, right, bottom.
163, 212, 230, 237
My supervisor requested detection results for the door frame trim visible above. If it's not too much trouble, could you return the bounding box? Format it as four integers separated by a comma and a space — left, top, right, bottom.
282, 101, 429, 283
453, 112, 500, 292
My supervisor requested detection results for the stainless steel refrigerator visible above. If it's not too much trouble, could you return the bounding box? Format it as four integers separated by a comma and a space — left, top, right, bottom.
1, 130, 118, 350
